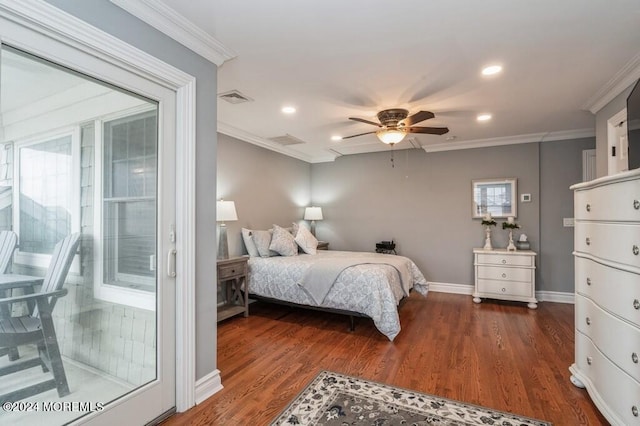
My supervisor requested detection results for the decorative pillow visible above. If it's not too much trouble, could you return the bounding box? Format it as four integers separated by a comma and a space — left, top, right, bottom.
241, 228, 260, 257
269, 224, 298, 256
294, 224, 318, 255
291, 222, 299, 236
252, 229, 277, 257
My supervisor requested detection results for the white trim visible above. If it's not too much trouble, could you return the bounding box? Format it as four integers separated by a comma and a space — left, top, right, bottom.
422, 128, 595, 153
582, 51, 640, 114
194, 369, 223, 405
0, 0, 197, 414
607, 108, 628, 175
109, 0, 236, 66
427, 281, 575, 305
536, 290, 575, 304
218, 121, 338, 164
427, 281, 473, 295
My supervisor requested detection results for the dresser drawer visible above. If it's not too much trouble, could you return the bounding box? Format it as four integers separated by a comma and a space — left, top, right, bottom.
576, 295, 640, 383
476, 279, 532, 298
575, 178, 640, 221
575, 222, 640, 268
476, 253, 534, 267
477, 265, 532, 283
575, 256, 640, 328
218, 262, 247, 280
576, 331, 640, 426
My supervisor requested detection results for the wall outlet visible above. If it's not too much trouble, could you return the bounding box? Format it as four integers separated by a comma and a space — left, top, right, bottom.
521, 193, 531, 202
563, 218, 575, 227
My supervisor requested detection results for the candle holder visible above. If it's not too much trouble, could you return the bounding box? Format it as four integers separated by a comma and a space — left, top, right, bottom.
481, 216, 497, 250
502, 219, 520, 251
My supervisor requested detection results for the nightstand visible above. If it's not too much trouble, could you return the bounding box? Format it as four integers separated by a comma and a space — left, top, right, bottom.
317, 241, 329, 250
472, 248, 537, 309
217, 256, 249, 322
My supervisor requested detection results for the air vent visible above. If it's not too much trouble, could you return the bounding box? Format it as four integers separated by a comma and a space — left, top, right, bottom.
218, 90, 253, 104
269, 134, 306, 146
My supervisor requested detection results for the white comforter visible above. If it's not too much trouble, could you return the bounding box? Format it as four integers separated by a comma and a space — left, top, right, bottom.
247, 250, 428, 341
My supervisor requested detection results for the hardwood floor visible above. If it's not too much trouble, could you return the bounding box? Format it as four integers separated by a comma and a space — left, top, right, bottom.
162, 291, 608, 425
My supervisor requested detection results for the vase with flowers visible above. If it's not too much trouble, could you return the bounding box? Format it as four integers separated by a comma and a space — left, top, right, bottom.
481, 212, 497, 250
502, 216, 520, 251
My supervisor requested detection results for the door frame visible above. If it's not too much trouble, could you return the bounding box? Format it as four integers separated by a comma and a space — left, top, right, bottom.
0, 0, 197, 413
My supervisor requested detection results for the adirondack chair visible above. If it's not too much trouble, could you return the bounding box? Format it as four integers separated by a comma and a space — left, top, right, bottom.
0, 230, 17, 274
0, 233, 81, 403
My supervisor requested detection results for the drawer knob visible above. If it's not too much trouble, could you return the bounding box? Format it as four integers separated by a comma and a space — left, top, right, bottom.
501, 259, 506, 264
586, 277, 591, 286
231, 269, 236, 273
587, 356, 592, 365
501, 288, 506, 293
635, 299, 640, 310
634, 199, 640, 210
633, 406, 639, 417
501, 273, 507, 278
634, 245, 639, 256
586, 317, 591, 325
585, 237, 591, 246
586, 203, 591, 212
633, 352, 639, 364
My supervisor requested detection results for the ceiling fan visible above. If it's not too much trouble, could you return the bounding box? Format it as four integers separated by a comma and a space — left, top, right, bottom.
344, 108, 449, 145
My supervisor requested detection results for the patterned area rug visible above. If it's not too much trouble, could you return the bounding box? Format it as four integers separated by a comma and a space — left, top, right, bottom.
271, 371, 552, 426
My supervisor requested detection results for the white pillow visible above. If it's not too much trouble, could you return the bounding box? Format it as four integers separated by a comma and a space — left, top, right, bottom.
295, 224, 318, 254
269, 224, 298, 257
252, 229, 277, 257
241, 228, 260, 257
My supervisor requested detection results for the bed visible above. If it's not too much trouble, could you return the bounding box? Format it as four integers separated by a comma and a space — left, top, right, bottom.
247, 249, 428, 341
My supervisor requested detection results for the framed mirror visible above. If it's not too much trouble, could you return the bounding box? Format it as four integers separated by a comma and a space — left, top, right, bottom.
472, 178, 517, 219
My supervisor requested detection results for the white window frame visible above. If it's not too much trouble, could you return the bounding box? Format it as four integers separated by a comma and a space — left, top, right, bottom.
12, 126, 81, 272
93, 104, 158, 311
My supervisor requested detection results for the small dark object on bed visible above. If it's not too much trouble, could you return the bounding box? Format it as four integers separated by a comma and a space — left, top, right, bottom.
376, 240, 396, 254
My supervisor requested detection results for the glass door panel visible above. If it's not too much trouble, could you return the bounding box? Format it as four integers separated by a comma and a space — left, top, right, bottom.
0, 42, 171, 425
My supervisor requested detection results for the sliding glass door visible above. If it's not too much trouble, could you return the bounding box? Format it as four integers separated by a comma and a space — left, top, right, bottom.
0, 14, 176, 425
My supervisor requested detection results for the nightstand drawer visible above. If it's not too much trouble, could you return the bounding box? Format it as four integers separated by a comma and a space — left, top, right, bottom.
476, 253, 534, 267
477, 266, 532, 283
218, 262, 247, 280
477, 279, 532, 298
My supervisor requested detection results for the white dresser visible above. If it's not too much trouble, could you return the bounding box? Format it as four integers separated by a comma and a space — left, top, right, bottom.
473, 248, 537, 309
569, 169, 640, 426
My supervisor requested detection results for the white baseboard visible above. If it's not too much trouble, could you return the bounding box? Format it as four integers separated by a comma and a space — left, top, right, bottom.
195, 369, 223, 405
427, 281, 474, 295
427, 281, 575, 304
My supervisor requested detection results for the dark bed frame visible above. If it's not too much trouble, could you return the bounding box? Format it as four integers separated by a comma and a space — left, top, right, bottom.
248, 291, 411, 333
248, 293, 369, 331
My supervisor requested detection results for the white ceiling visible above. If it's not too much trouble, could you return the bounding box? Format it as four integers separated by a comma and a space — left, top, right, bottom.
142, 0, 640, 162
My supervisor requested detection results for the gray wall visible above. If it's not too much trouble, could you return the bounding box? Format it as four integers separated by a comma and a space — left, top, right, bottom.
539, 138, 596, 293
46, 0, 219, 380
310, 139, 593, 292
217, 133, 311, 257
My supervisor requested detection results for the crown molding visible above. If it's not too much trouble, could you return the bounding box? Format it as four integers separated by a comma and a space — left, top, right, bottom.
110, 0, 236, 66
217, 122, 338, 164
582, 51, 640, 114
422, 128, 595, 153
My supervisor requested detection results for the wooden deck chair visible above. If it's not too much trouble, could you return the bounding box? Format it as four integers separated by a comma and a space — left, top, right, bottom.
0, 233, 80, 403
0, 230, 17, 274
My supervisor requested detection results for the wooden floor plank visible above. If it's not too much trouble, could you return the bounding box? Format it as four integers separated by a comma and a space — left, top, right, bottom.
162, 291, 608, 425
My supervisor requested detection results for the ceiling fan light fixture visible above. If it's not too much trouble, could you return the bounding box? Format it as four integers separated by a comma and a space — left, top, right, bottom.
376, 128, 407, 144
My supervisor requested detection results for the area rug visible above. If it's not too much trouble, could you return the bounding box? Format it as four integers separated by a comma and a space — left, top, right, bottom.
271, 371, 552, 426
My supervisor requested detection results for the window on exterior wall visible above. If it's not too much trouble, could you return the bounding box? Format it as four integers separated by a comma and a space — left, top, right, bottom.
14, 129, 79, 269
102, 110, 157, 293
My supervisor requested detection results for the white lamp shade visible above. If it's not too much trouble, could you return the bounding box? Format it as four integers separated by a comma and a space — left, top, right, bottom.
304, 206, 323, 221
217, 200, 238, 222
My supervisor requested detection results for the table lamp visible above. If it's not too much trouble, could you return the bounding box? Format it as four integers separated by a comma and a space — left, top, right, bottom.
304, 206, 323, 237
217, 200, 238, 259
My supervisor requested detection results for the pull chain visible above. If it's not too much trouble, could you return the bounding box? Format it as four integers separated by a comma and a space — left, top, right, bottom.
390, 143, 395, 168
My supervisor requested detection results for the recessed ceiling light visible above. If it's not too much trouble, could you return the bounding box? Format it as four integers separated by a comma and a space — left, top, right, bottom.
482, 65, 502, 76
331, 135, 343, 141
477, 113, 492, 122
282, 106, 296, 114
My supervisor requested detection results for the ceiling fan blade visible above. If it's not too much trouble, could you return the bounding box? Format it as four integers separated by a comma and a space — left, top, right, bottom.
399, 110, 435, 126
342, 131, 377, 139
407, 126, 449, 135
349, 117, 382, 127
